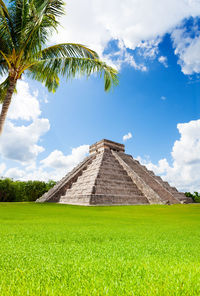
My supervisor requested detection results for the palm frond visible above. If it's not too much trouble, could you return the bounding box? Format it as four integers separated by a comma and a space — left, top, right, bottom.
16, 0, 65, 60
9, 0, 29, 46
41, 43, 99, 60
27, 64, 60, 92
0, 0, 9, 18
0, 0, 14, 51
0, 76, 10, 103
28, 57, 118, 92
0, 58, 8, 76
0, 50, 11, 68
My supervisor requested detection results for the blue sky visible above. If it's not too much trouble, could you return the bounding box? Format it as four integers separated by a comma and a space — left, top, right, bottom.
1, 0, 200, 192
41, 36, 199, 160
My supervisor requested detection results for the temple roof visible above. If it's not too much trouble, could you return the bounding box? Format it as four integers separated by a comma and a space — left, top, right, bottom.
89, 139, 125, 154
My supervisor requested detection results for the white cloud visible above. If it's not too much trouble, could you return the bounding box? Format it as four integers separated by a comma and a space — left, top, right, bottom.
0, 79, 50, 164
4, 166, 52, 181
0, 119, 50, 163
41, 145, 89, 169
5, 167, 25, 179
161, 96, 167, 100
123, 132, 132, 142
172, 25, 200, 74
7, 80, 41, 121
139, 157, 170, 176
3, 144, 90, 181
138, 39, 161, 59
103, 43, 148, 71
0, 163, 6, 176
139, 119, 200, 192
52, 0, 200, 71
158, 56, 168, 68
123, 51, 147, 71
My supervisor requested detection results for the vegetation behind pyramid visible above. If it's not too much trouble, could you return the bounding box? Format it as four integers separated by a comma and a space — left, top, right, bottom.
36, 139, 192, 205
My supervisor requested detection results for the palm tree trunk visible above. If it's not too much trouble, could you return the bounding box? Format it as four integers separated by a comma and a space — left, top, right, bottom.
0, 76, 16, 135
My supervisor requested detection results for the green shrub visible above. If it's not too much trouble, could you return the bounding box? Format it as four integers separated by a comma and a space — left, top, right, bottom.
0, 178, 56, 202
193, 192, 200, 203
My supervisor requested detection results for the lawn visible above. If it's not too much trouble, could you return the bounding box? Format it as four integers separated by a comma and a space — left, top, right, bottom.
0, 203, 200, 296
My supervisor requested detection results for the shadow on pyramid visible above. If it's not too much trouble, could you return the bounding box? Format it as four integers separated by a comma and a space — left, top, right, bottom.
36, 139, 193, 205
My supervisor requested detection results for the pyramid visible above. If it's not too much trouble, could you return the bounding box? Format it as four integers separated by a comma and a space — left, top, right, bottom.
36, 139, 193, 205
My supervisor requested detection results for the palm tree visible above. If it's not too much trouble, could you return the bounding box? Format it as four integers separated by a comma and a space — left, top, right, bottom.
0, 0, 118, 134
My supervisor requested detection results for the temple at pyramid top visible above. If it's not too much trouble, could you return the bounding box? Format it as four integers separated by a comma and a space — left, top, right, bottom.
36, 139, 193, 205
89, 139, 125, 154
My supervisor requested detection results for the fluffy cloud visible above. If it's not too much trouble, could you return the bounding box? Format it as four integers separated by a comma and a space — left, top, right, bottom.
5, 167, 25, 179
0, 119, 50, 163
0, 163, 6, 176
41, 145, 89, 169
0, 79, 50, 164
7, 80, 41, 120
3, 144, 89, 181
4, 165, 51, 181
158, 56, 168, 68
172, 24, 200, 74
140, 119, 200, 192
161, 96, 167, 101
52, 0, 200, 71
123, 132, 132, 142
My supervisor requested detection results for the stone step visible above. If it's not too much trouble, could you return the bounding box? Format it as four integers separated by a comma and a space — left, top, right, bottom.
98, 162, 123, 169
97, 172, 132, 182
94, 186, 144, 195
116, 153, 179, 204
67, 181, 142, 194
59, 195, 91, 204
59, 155, 104, 199
70, 180, 136, 190
90, 194, 149, 205
64, 189, 93, 196
152, 178, 183, 199
148, 170, 156, 176
101, 159, 122, 165
76, 172, 98, 181
68, 180, 94, 187
36, 154, 96, 203
95, 179, 135, 187
66, 186, 93, 194
98, 168, 128, 175
60, 193, 150, 205
144, 174, 183, 200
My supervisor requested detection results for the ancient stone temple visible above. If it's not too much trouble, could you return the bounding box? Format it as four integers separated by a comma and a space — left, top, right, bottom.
36, 139, 192, 205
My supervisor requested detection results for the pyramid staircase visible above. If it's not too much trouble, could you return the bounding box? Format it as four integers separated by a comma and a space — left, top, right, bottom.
36, 139, 193, 205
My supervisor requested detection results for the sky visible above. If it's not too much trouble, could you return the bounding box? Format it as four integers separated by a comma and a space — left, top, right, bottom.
1, 0, 200, 192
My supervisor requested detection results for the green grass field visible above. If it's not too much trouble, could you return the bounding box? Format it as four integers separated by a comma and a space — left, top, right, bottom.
0, 203, 200, 296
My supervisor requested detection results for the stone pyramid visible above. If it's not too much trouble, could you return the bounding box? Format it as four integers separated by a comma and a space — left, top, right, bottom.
36, 139, 192, 205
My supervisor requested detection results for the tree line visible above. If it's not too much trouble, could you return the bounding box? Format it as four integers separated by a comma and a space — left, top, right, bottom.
0, 177, 199, 203
0, 178, 56, 202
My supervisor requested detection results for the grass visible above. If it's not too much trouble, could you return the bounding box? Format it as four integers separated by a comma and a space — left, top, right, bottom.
0, 203, 200, 296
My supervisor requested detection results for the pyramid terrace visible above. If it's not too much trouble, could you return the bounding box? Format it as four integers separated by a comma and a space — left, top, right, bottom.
36, 139, 193, 205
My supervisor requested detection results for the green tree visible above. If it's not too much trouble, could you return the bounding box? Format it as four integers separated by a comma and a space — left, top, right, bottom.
0, 177, 56, 201
24, 180, 47, 201
46, 180, 56, 191
0, 178, 15, 201
185, 191, 200, 203
0, 0, 118, 134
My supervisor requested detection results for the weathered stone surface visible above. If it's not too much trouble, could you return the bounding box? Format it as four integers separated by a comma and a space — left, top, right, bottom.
36, 139, 192, 205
